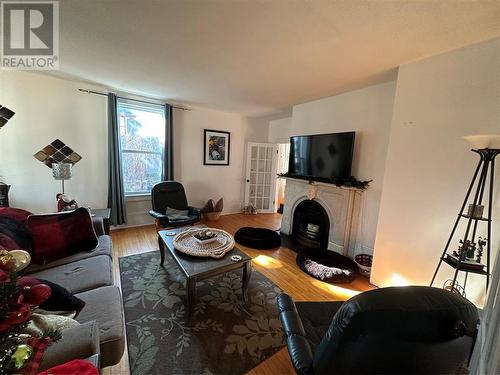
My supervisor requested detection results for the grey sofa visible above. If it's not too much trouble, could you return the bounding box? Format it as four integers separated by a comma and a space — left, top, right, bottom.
24, 218, 125, 370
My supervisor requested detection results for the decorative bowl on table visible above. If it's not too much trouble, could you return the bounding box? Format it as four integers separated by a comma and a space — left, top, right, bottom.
173, 228, 235, 258
193, 229, 218, 245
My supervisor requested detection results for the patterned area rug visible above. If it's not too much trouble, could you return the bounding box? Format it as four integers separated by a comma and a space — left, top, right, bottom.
119, 251, 285, 375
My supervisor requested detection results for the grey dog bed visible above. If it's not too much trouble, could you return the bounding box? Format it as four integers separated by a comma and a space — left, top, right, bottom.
296, 249, 357, 283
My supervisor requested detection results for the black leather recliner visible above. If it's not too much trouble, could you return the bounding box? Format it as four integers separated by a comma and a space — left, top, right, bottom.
149, 181, 201, 228
277, 286, 479, 374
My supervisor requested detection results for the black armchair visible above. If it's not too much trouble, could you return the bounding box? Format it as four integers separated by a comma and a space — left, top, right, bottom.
149, 181, 201, 229
277, 286, 478, 374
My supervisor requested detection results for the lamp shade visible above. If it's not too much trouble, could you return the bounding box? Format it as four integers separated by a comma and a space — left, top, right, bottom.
463, 134, 500, 150
52, 163, 73, 180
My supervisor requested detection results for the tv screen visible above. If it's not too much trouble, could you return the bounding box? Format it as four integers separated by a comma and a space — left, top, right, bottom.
288, 132, 355, 179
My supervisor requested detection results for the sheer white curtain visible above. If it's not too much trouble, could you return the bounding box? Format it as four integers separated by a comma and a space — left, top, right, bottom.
470, 249, 500, 374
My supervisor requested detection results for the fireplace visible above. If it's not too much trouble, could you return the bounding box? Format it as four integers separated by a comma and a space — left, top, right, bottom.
292, 200, 330, 250
280, 177, 361, 255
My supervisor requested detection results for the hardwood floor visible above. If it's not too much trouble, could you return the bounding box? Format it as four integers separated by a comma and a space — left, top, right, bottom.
105, 213, 373, 375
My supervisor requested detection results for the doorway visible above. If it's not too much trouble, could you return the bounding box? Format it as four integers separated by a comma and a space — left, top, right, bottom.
244, 142, 278, 213
275, 143, 290, 213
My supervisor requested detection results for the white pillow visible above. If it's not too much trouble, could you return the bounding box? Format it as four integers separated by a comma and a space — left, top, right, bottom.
165, 207, 190, 220
23, 313, 79, 337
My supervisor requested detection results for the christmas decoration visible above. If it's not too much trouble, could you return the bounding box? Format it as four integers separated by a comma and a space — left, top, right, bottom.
5, 344, 33, 371
5, 250, 30, 273
278, 173, 372, 190
0, 249, 60, 374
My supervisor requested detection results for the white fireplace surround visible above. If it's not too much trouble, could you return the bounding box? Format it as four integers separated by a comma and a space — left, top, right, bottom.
280, 177, 362, 256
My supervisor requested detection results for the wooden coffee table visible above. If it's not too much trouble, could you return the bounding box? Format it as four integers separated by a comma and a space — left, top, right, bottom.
158, 228, 252, 322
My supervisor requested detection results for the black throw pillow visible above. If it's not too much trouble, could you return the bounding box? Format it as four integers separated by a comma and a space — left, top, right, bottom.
18, 277, 86, 318
38, 279, 86, 317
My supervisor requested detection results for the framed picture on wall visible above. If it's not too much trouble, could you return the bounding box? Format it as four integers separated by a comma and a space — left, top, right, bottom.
204, 129, 230, 166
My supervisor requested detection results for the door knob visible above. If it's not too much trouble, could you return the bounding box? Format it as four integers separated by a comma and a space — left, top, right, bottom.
246, 179, 250, 183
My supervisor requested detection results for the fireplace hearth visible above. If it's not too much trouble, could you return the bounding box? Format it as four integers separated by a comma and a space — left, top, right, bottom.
292, 200, 330, 250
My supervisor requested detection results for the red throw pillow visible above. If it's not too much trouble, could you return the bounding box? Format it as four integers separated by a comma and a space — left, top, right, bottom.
0, 207, 33, 250
0, 207, 32, 223
38, 359, 99, 375
27, 207, 98, 264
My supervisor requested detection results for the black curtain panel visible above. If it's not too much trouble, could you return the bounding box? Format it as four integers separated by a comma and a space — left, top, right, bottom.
107, 93, 127, 225
163, 104, 174, 181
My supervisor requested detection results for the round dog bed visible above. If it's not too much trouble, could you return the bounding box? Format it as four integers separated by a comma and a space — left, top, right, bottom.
296, 249, 357, 283
234, 227, 281, 250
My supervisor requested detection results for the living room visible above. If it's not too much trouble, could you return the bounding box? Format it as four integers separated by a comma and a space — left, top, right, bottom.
0, 1, 499, 374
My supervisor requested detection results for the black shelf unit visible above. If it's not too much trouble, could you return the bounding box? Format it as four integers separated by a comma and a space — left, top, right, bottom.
431, 148, 499, 292
458, 214, 490, 222
441, 255, 488, 276
0, 183, 9, 208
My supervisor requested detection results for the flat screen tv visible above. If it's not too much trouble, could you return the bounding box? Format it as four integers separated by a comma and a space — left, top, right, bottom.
288, 132, 355, 179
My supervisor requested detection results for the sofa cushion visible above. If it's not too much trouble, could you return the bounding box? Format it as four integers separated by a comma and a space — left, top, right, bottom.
38, 321, 100, 372
27, 207, 98, 264
76, 286, 125, 368
24, 235, 112, 274
28, 255, 113, 294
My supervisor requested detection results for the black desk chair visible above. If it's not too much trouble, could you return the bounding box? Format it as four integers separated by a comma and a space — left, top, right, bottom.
149, 181, 201, 230
277, 286, 478, 374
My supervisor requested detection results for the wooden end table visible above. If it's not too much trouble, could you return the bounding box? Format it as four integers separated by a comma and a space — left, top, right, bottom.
90, 208, 111, 235
158, 228, 252, 322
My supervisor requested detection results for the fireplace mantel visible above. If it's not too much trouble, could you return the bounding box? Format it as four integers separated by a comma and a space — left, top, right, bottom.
279, 176, 365, 190
280, 177, 362, 256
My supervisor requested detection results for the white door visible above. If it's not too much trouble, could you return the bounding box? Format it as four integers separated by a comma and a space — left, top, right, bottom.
244, 142, 278, 213
275, 143, 290, 211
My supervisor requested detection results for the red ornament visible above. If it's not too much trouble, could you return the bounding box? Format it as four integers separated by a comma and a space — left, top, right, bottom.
21, 284, 51, 306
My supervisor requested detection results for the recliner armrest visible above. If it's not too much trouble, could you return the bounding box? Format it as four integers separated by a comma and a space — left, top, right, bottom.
277, 293, 314, 375
149, 210, 170, 223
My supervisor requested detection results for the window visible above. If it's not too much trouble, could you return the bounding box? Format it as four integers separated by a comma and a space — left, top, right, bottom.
117, 99, 165, 196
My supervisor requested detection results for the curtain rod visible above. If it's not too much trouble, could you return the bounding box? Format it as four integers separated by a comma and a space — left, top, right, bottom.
78, 88, 190, 111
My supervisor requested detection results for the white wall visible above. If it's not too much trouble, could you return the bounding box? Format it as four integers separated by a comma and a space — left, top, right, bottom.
0, 71, 269, 223
0, 71, 108, 212
126, 105, 270, 225
276, 81, 397, 255
268, 117, 292, 143
371, 38, 500, 305
173, 107, 269, 215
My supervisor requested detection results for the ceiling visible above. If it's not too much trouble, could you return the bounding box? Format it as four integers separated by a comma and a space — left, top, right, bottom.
56, 0, 500, 116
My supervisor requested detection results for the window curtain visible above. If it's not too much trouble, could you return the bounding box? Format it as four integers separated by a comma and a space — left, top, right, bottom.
163, 103, 174, 181
469, 250, 500, 374
107, 93, 127, 225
